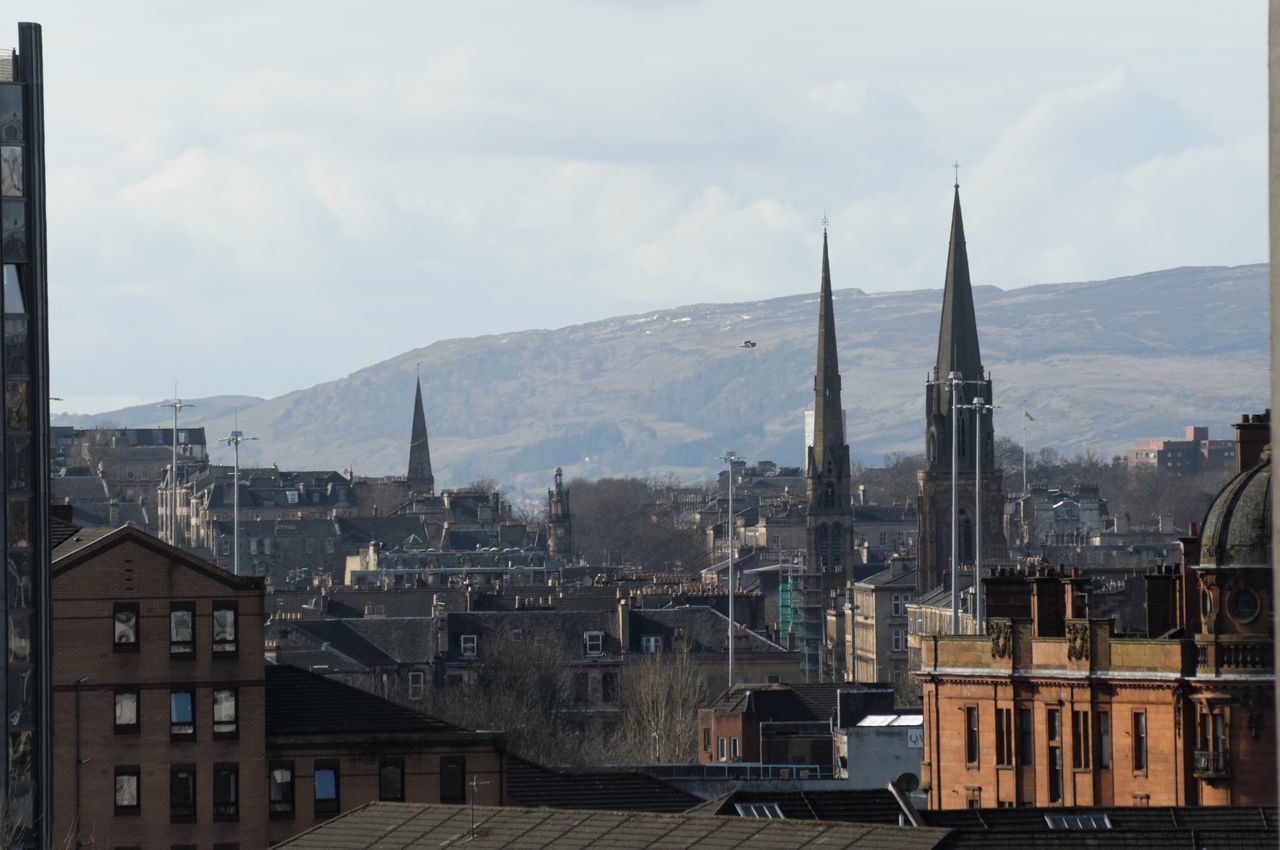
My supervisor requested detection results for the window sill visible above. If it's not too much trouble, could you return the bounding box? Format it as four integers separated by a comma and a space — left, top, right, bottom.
995, 764, 1015, 771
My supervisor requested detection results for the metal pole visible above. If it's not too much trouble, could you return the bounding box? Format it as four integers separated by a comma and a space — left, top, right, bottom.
974, 398, 983, 634
726, 453, 735, 688
949, 373, 960, 636
232, 437, 240, 577
171, 404, 178, 543
1022, 412, 1028, 494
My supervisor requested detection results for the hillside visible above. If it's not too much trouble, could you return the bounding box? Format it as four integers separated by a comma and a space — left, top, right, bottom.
57, 265, 1269, 501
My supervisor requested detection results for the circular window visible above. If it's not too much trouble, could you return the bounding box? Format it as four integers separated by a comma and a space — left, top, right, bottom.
1228, 589, 1260, 624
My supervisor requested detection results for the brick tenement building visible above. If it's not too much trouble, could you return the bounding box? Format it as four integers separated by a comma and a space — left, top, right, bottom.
917, 413, 1274, 810
264, 665, 503, 845
51, 525, 268, 849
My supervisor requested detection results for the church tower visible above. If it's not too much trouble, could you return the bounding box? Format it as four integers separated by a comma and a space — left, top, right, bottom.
407, 376, 435, 497
801, 229, 854, 680
916, 185, 1006, 594
546, 467, 572, 560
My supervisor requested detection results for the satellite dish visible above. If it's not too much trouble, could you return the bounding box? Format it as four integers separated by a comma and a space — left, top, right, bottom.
895, 772, 920, 793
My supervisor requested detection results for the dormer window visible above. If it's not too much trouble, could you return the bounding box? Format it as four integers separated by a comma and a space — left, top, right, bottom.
460, 635, 478, 658
584, 631, 604, 657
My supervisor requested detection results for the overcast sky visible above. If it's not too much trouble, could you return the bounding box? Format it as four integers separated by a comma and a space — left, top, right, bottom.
15, 1, 1266, 414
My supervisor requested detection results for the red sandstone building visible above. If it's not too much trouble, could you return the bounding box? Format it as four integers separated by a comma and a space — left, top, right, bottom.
918, 414, 1274, 809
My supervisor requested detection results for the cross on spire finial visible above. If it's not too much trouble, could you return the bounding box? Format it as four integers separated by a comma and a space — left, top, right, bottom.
821, 212, 829, 231
953, 161, 961, 188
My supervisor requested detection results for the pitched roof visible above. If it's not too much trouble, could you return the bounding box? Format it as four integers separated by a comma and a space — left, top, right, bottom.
707, 682, 892, 722
935, 185, 983, 382
265, 664, 456, 736
504, 757, 701, 813
699, 788, 905, 823
288, 619, 397, 667
51, 524, 262, 591
271, 801, 950, 849
343, 617, 436, 663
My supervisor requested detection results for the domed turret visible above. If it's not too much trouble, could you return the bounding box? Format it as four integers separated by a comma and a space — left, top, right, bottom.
1200, 445, 1271, 568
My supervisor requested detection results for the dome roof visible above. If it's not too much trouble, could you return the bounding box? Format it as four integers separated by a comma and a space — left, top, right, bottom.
1200, 447, 1271, 568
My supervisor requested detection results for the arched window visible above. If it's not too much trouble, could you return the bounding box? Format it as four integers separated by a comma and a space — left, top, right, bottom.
817, 525, 829, 569
824, 482, 836, 509
829, 524, 842, 568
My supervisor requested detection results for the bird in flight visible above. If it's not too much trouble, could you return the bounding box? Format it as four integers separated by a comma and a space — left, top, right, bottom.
741, 340, 757, 348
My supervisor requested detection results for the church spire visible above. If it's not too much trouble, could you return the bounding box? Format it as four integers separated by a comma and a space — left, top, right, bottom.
811, 227, 845, 468
935, 185, 983, 383
408, 375, 435, 496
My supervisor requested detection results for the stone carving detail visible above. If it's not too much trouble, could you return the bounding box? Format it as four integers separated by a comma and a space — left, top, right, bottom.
989, 620, 1012, 659
1066, 621, 1090, 661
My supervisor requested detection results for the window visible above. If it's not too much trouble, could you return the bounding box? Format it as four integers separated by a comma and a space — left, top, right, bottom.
717, 737, 727, 762
213, 604, 237, 654
113, 603, 139, 652
170, 604, 195, 655
408, 671, 425, 700
735, 803, 784, 818
213, 764, 239, 821
584, 631, 604, 656
891, 628, 906, 653
1098, 711, 1111, 768
995, 707, 1013, 767
730, 737, 739, 760
965, 787, 981, 809
460, 634, 477, 657
221, 539, 231, 556
213, 689, 237, 737
641, 634, 662, 654
170, 765, 196, 822
379, 758, 405, 802
114, 766, 140, 815
170, 691, 194, 738
114, 690, 140, 734
440, 756, 466, 804
314, 761, 340, 816
1072, 710, 1091, 769
602, 671, 619, 703
892, 593, 909, 617
1047, 708, 1062, 803
1132, 711, 1147, 772
269, 762, 295, 818
703, 728, 711, 752
964, 706, 979, 766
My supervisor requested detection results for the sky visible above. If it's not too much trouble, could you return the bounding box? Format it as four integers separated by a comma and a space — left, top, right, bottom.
13, 1, 1267, 414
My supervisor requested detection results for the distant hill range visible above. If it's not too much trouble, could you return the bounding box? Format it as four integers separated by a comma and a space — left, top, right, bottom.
54, 264, 1268, 501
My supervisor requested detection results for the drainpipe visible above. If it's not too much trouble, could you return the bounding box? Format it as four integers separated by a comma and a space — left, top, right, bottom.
74, 676, 88, 847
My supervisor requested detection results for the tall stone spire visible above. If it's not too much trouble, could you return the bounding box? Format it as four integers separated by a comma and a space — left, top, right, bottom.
803, 226, 853, 682
934, 185, 984, 383
407, 376, 435, 496
811, 228, 846, 466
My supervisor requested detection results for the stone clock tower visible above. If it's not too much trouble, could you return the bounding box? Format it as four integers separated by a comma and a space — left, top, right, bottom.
546, 467, 572, 561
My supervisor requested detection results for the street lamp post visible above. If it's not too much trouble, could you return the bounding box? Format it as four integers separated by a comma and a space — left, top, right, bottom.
721, 451, 737, 688
159, 392, 194, 546
960, 396, 996, 633
221, 429, 257, 576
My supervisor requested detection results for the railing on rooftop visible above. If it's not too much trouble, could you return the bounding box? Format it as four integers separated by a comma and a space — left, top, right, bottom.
635, 762, 836, 781
1193, 749, 1229, 779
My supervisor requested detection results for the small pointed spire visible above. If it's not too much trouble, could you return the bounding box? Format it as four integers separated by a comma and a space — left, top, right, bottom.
408, 376, 435, 496
935, 184, 983, 382
812, 227, 845, 467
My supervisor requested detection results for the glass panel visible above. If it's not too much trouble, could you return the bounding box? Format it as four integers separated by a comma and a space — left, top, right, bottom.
213, 689, 236, 733
2, 264, 21, 314
4, 316, 26, 375
115, 773, 139, 807
2, 200, 24, 261
7, 612, 29, 663
314, 769, 336, 800
7, 781, 31, 828
6, 497, 29, 548
113, 608, 137, 645
115, 692, 138, 726
7, 664, 32, 727
213, 608, 236, 651
1, 146, 20, 197
8, 730, 30, 780
6, 434, 29, 491
4, 380, 27, 429
6, 553, 31, 610
0, 86, 20, 143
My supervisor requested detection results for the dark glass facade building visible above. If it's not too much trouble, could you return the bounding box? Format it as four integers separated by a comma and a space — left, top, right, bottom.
1, 22, 49, 849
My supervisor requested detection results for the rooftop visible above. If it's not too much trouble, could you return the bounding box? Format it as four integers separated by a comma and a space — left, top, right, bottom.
265, 664, 458, 737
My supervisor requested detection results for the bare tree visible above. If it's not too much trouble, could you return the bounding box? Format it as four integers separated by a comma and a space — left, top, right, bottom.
615, 645, 708, 764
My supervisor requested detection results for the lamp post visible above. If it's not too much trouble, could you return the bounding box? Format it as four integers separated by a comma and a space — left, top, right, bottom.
959, 396, 996, 633
159, 391, 194, 546
926, 370, 984, 635
221, 428, 257, 576
721, 451, 737, 688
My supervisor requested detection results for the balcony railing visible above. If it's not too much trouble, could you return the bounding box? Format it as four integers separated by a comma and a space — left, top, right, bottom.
1193, 749, 1229, 778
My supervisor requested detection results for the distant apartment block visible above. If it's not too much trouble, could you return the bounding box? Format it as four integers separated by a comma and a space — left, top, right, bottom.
1126, 425, 1234, 475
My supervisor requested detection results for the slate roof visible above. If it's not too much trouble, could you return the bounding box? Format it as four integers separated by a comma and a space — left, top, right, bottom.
857, 564, 918, 588
265, 664, 456, 736
630, 605, 787, 655
271, 801, 950, 849
922, 805, 1278, 831
707, 682, 888, 721
271, 648, 369, 676
698, 788, 905, 823
344, 617, 436, 663
504, 757, 701, 813
288, 619, 397, 667
936, 828, 1276, 849
50, 515, 80, 551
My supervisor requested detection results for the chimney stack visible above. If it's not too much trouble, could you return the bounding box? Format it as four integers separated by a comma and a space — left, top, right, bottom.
1233, 410, 1271, 473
